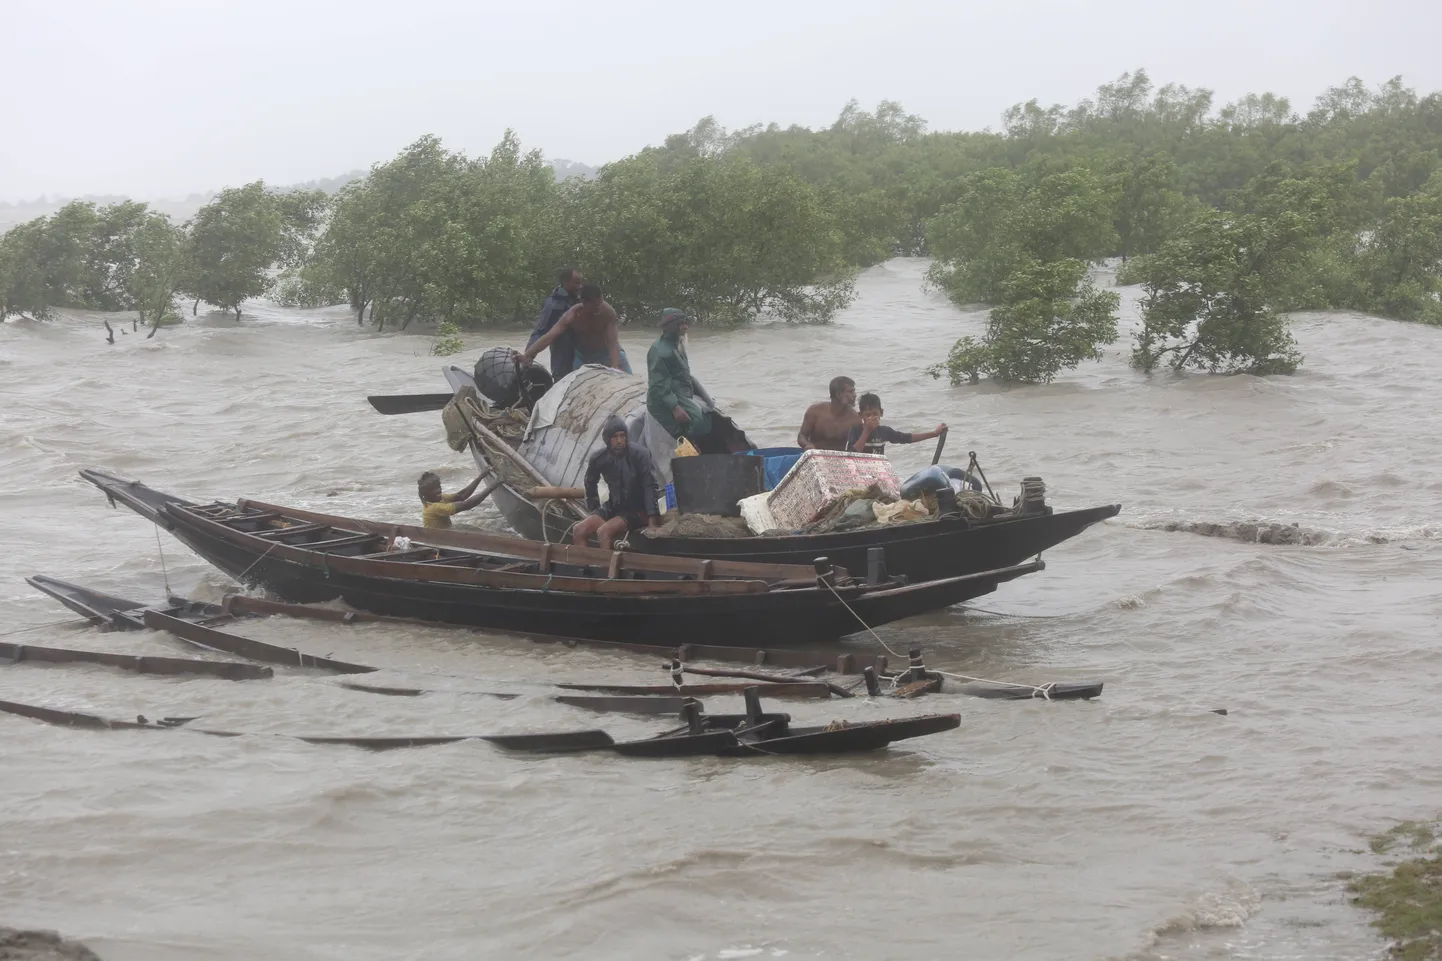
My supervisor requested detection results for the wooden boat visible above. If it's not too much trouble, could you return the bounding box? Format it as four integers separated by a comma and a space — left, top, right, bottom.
25, 574, 234, 631
438, 364, 1119, 580
0, 640, 272, 681
79, 469, 1042, 647
484, 691, 960, 757
0, 690, 959, 757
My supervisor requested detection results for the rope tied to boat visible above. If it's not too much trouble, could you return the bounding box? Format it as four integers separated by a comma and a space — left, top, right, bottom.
235, 539, 283, 585
154, 526, 172, 595
0, 617, 83, 639
818, 578, 1053, 699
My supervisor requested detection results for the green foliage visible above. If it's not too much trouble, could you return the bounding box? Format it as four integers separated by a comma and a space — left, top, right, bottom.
183, 182, 287, 318
430, 320, 464, 356
0, 218, 55, 320
1131, 210, 1306, 375
314, 132, 567, 330
1354, 171, 1442, 325
129, 212, 188, 337
1349, 821, 1442, 961
929, 260, 1120, 384
570, 148, 856, 324
925, 165, 1119, 305
271, 265, 345, 309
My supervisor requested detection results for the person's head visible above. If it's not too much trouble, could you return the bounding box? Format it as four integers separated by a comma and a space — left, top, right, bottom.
858, 392, 883, 419
602, 415, 628, 454
829, 376, 856, 409
557, 267, 584, 296
417, 471, 442, 503
659, 307, 691, 338
579, 283, 603, 305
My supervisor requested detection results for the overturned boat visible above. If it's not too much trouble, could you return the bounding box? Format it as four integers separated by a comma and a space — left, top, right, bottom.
438, 361, 1119, 581
80, 470, 1041, 647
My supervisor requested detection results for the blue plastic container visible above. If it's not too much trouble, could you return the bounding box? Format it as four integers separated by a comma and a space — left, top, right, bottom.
746, 446, 805, 492
664, 482, 676, 511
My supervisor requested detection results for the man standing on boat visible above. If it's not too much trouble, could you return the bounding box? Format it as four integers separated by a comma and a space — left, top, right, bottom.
525, 267, 585, 381
518, 284, 631, 374
574, 415, 662, 550
797, 376, 862, 450
646, 308, 711, 442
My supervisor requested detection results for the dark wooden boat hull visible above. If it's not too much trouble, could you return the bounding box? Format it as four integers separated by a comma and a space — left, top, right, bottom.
627, 504, 1121, 581
79, 470, 1043, 647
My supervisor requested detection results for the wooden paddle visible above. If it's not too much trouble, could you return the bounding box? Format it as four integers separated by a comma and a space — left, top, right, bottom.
367, 393, 453, 415
931, 426, 949, 465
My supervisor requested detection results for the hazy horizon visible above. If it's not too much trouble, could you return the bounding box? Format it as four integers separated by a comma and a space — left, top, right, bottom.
5, 0, 1441, 205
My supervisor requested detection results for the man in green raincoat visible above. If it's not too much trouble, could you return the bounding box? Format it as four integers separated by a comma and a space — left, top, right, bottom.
646, 308, 711, 441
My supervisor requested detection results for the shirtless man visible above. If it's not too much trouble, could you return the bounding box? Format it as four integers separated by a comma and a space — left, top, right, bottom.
797, 376, 862, 451
518, 283, 631, 374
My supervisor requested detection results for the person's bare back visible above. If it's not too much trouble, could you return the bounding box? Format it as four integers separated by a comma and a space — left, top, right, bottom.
796, 376, 861, 451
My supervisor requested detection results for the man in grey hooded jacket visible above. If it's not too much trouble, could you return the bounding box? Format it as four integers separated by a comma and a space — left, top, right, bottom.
572, 415, 662, 550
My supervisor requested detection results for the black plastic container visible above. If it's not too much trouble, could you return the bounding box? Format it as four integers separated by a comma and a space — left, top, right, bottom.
671, 454, 763, 516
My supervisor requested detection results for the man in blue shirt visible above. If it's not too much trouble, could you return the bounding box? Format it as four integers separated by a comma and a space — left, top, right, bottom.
526, 267, 585, 381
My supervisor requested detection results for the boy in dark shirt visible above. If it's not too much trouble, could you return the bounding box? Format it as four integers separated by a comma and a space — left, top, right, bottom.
845, 393, 947, 456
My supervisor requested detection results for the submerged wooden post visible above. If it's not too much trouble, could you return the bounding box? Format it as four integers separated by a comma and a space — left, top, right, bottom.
907, 648, 925, 684
681, 699, 703, 735
743, 686, 763, 726
862, 666, 881, 697
866, 547, 887, 585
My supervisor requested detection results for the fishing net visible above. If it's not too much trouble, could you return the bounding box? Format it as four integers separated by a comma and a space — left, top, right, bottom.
642, 513, 755, 539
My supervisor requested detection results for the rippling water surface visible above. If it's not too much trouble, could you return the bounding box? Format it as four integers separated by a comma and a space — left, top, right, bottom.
2, 259, 1440, 960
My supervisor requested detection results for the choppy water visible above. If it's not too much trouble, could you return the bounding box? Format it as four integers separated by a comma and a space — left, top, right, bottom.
2, 258, 1439, 960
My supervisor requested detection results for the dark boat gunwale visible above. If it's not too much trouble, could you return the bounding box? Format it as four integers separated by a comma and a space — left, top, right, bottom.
79, 469, 1046, 646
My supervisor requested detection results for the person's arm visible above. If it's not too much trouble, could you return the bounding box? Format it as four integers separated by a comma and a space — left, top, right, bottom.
444, 472, 486, 502
640, 460, 662, 526
527, 296, 560, 349
521, 305, 577, 363
797, 406, 817, 449
849, 423, 873, 452
451, 476, 497, 515
604, 304, 622, 370
902, 423, 947, 443
583, 455, 602, 513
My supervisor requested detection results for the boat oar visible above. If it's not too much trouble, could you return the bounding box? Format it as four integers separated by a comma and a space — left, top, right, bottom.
931, 427, 949, 466
367, 393, 453, 415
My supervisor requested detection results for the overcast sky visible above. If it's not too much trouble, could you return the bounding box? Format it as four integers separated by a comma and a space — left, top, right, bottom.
4, 0, 1440, 203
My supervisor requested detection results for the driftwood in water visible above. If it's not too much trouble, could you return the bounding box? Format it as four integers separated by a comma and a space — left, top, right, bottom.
336, 681, 703, 716
143, 610, 377, 674
678, 663, 858, 699
556, 680, 831, 698
0, 640, 271, 681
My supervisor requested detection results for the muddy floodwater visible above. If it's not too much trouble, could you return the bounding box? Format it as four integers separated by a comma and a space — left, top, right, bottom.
2, 259, 1439, 960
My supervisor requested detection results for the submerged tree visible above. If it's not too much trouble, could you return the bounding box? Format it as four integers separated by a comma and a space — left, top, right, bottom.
1354, 170, 1442, 325
127, 212, 189, 337
930, 259, 1119, 385
1131, 210, 1306, 374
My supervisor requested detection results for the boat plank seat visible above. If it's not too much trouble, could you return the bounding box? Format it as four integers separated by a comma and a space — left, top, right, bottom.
253, 522, 331, 540
413, 555, 489, 568
353, 547, 441, 562
221, 511, 281, 527
237, 498, 828, 582
305, 534, 386, 552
